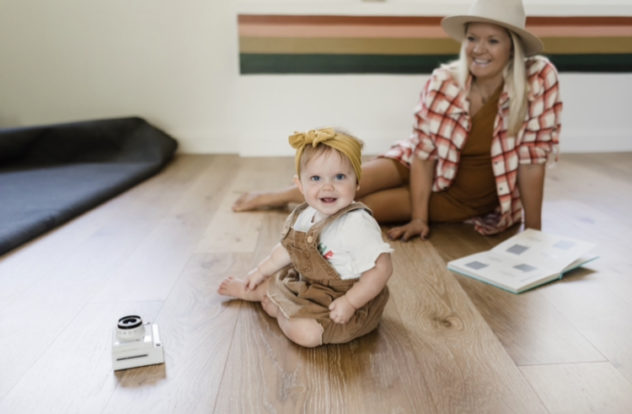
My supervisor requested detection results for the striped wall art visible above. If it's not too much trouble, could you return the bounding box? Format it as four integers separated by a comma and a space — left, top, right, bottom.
238, 14, 632, 74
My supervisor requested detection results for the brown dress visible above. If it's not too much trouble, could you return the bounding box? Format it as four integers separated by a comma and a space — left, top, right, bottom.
266, 202, 390, 345
427, 85, 502, 222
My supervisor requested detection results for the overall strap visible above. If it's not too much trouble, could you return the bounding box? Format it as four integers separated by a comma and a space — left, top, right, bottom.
308, 202, 371, 238
279, 202, 310, 239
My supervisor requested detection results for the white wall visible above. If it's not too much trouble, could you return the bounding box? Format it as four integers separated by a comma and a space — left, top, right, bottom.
1, 0, 631, 156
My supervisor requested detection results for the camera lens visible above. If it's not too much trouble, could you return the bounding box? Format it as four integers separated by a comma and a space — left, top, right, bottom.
116, 315, 145, 342
118, 315, 143, 329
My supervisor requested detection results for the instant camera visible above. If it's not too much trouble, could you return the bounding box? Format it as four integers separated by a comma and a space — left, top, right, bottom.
112, 315, 164, 371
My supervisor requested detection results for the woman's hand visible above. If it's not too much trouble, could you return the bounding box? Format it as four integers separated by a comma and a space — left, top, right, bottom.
329, 295, 356, 324
387, 218, 430, 241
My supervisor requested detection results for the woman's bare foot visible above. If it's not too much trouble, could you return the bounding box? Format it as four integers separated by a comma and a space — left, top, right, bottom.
232, 191, 286, 212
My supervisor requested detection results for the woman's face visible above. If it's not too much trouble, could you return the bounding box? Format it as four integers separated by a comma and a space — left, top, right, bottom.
464, 22, 513, 83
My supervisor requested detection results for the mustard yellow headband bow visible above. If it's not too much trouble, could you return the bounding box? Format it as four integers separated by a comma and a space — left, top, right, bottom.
289, 128, 363, 181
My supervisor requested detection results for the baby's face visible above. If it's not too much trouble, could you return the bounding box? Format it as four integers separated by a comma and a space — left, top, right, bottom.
296, 150, 358, 218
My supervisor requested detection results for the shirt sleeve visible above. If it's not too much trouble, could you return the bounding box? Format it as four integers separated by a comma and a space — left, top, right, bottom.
412, 75, 437, 161
329, 210, 393, 279
518, 57, 563, 164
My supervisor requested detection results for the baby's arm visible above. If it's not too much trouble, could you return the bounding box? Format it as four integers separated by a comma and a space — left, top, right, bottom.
245, 242, 292, 290
329, 252, 393, 324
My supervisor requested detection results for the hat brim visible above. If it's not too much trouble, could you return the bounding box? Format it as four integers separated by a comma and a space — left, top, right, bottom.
441, 15, 543, 56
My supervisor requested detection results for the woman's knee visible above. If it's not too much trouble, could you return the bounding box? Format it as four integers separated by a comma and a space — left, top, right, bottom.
358, 158, 407, 196
358, 187, 411, 223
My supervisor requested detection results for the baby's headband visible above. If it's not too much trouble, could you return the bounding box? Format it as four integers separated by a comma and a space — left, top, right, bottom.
289, 128, 363, 180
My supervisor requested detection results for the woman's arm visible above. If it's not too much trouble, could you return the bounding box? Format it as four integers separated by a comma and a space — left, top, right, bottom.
515, 58, 560, 232
245, 242, 292, 290
386, 156, 436, 240
517, 163, 546, 230
329, 253, 392, 324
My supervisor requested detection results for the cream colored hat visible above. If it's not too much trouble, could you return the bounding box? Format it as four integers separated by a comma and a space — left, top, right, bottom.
441, 0, 543, 56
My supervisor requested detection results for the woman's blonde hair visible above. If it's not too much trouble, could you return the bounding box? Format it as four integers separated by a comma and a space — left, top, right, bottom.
446, 26, 528, 137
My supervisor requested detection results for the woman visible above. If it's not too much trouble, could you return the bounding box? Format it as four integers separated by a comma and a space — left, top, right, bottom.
233, 0, 562, 241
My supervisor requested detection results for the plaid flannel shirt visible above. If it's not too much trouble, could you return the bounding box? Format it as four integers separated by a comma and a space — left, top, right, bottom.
383, 56, 562, 234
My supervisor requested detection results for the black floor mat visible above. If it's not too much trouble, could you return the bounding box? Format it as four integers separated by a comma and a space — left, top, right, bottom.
0, 117, 178, 255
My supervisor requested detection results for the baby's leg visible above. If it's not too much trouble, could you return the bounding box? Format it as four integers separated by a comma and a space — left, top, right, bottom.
217, 276, 269, 302
276, 314, 324, 348
261, 293, 279, 318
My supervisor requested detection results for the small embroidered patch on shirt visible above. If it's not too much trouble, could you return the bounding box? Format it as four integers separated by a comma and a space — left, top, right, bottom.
318, 242, 334, 259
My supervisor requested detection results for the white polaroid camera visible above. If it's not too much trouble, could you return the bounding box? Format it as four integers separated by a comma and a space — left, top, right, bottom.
112, 315, 164, 371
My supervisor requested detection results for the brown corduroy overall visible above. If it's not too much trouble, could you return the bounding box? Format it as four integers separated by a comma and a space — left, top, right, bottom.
266, 202, 390, 344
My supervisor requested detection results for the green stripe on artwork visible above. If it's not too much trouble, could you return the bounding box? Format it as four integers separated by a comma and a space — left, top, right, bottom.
547, 53, 632, 72
240, 53, 632, 74
240, 53, 457, 74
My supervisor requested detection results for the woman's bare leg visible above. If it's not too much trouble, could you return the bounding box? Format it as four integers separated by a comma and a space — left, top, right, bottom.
232, 185, 303, 212
356, 158, 407, 198
359, 187, 412, 223
232, 157, 407, 212
356, 158, 411, 223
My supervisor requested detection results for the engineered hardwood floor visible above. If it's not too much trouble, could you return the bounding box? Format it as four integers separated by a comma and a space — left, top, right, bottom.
0, 153, 631, 413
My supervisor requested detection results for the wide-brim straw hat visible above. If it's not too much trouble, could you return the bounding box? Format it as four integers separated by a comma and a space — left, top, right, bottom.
441, 0, 543, 56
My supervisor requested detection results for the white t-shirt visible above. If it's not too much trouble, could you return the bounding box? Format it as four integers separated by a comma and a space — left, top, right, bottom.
292, 206, 393, 280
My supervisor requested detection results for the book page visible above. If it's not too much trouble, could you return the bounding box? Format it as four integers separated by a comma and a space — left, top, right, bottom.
447, 229, 597, 292
490, 229, 596, 270
450, 250, 562, 292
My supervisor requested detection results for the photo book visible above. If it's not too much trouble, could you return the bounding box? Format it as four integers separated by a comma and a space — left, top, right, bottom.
447, 229, 598, 294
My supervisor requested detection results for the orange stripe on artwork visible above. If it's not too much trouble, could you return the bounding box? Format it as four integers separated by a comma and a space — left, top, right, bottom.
238, 23, 448, 39
239, 23, 632, 39
529, 25, 632, 37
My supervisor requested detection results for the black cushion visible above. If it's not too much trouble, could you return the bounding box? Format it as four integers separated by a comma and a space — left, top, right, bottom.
0, 117, 178, 255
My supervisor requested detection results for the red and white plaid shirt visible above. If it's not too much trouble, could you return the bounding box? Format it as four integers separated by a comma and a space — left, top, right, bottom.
383, 56, 562, 235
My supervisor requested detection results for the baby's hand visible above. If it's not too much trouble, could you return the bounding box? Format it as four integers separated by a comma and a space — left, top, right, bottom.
245, 268, 266, 290
329, 295, 356, 324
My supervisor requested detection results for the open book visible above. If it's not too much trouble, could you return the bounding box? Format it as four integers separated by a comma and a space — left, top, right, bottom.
447, 229, 598, 294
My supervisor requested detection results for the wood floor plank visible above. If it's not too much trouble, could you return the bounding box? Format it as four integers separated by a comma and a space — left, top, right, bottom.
0, 301, 163, 414
430, 223, 605, 366
89, 155, 236, 303
214, 213, 438, 413
388, 238, 547, 413
543, 199, 632, 301
1, 152, 630, 413
540, 276, 632, 384
195, 156, 293, 254
0, 155, 208, 305
0, 155, 211, 399
520, 362, 632, 413
101, 252, 250, 413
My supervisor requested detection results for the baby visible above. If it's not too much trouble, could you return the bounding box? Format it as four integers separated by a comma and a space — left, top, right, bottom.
218, 128, 392, 347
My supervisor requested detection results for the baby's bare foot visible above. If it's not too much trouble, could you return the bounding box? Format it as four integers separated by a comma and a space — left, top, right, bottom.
217, 276, 247, 299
